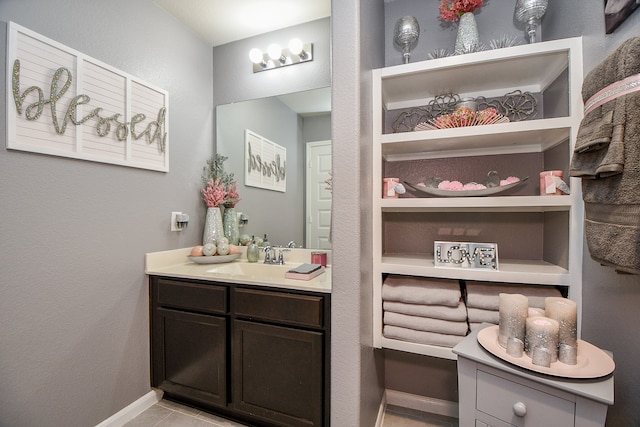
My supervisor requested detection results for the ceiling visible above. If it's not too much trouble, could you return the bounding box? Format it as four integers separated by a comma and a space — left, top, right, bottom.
277, 87, 331, 116
153, 0, 331, 47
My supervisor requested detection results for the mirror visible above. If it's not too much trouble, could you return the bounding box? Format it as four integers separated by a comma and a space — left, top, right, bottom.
216, 87, 331, 249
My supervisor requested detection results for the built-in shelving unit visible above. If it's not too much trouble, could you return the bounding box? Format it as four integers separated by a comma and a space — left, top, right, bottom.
372, 38, 584, 360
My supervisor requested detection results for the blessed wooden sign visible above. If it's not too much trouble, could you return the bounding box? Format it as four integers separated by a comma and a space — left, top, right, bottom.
6, 22, 169, 172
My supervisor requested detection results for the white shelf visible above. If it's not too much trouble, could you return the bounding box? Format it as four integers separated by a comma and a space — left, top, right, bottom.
372, 37, 584, 360
382, 117, 572, 161
379, 336, 457, 360
381, 255, 570, 286
380, 38, 579, 110
381, 195, 572, 212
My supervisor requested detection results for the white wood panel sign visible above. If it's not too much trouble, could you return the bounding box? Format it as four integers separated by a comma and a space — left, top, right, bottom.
245, 129, 286, 192
6, 22, 169, 172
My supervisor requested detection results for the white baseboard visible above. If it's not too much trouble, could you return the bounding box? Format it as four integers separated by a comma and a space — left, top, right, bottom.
384, 389, 458, 419
375, 392, 387, 427
95, 389, 163, 427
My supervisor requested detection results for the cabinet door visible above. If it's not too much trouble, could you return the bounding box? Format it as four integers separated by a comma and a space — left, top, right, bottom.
152, 307, 227, 407
233, 320, 324, 427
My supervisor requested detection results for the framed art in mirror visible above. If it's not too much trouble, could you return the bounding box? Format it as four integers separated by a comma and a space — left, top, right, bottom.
245, 129, 286, 192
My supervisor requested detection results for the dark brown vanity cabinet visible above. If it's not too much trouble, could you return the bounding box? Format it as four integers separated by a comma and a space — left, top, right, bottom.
150, 276, 330, 427
232, 288, 326, 427
150, 278, 228, 407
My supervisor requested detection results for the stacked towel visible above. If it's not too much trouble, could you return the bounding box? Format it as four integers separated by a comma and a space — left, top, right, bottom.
569, 37, 640, 273
382, 275, 468, 348
465, 281, 562, 331
382, 275, 461, 306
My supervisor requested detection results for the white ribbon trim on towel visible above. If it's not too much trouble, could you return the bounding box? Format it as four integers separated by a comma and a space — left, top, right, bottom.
584, 72, 640, 116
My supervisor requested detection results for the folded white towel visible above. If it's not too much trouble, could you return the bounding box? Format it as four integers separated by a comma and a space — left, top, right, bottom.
382, 275, 461, 307
466, 307, 499, 324
384, 311, 469, 336
383, 300, 467, 322
383, 325, 466, 348
469, 322, 486, 332
465, 282, 562, 310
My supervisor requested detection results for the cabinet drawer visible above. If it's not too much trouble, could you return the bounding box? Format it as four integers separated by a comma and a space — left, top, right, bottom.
156, 278, 227, 314
476, 370, 574, 427
234, 288, 324, 328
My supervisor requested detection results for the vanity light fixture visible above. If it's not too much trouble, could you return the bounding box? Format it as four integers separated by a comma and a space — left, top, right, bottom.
249, 39, 314, 73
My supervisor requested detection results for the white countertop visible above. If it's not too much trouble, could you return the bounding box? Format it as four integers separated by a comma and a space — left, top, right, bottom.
145, 247, 332, 293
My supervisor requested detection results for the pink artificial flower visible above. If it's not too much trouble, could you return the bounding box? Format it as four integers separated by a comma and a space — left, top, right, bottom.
202, 178, 228, 207
463, 182, 487, 190
500, 176, 520, 186
226, 182, 241, 207
439, 0, 484, 22
439, 180, 465, 191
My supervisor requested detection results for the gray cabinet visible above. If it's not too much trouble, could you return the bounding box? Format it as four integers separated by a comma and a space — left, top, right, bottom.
454, 326, 613, 427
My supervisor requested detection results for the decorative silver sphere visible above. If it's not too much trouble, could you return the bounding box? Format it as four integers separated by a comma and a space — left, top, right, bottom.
515, 0, 548, 43
393, 16, 420, 64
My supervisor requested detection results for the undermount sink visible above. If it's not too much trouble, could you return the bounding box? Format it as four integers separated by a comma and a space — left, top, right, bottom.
206, 262, 293, 279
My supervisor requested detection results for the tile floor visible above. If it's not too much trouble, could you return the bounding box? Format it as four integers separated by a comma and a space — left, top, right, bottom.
124, 399, 459, 427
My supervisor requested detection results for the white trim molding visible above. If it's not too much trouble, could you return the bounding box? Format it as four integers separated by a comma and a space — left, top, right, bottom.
95, 389, 163, 427
384, 389, 459, 419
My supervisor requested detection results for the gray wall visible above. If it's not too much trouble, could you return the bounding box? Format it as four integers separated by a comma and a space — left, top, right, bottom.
212, 18, 331, 248
303, 113, 332, 143
380, 1, 640, 425
331, 0, 386, 425
0, 1, 213, 426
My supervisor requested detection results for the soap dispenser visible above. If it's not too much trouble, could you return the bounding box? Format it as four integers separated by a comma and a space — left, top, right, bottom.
247, 236, 259, 263
262, 233, 270, 247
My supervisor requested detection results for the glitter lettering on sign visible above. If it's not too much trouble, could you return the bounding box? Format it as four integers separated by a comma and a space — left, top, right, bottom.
12, 59, 166, 153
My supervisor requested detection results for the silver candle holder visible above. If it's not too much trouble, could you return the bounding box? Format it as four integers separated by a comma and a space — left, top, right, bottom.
393, 16, 420, 64
515, 0, 548, 43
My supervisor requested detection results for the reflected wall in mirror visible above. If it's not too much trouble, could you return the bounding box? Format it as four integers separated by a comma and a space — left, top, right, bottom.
217, 87, 331, 249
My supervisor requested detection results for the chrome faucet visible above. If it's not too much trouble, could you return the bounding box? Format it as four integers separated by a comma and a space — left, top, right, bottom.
263, 245, 290, 265
263, 246, 276, 264
277, 248, 291, 264
286, 240, 298, 248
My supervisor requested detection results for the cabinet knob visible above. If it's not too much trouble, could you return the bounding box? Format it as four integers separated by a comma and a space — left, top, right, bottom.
513, 401, 527, 417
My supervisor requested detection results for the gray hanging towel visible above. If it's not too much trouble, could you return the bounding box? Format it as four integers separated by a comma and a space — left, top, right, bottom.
569, 37, 640, 274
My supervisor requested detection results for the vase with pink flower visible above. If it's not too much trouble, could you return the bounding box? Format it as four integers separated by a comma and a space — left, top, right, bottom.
201, 155, 241, 245
439, 0, 485, 55
222, 182, 241, 245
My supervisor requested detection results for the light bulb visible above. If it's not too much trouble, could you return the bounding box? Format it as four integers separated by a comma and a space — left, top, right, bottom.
288, 38, 304, 55
267, 44, 282, 61
249, 48, 264, 64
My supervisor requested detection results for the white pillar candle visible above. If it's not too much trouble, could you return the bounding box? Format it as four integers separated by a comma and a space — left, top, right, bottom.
498, 293, 529, 348
525, 316, 560, 363
545, 297, 578, 347
506, 337, 524, 357
528, 307, 545, 317
545, 297, 578, 365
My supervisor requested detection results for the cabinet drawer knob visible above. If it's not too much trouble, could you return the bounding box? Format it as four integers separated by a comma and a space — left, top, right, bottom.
513, 401, 527, 417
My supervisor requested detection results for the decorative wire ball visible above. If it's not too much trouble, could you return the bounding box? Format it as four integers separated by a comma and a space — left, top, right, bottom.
428, 48, 452, 59
489, 35, 521, 50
